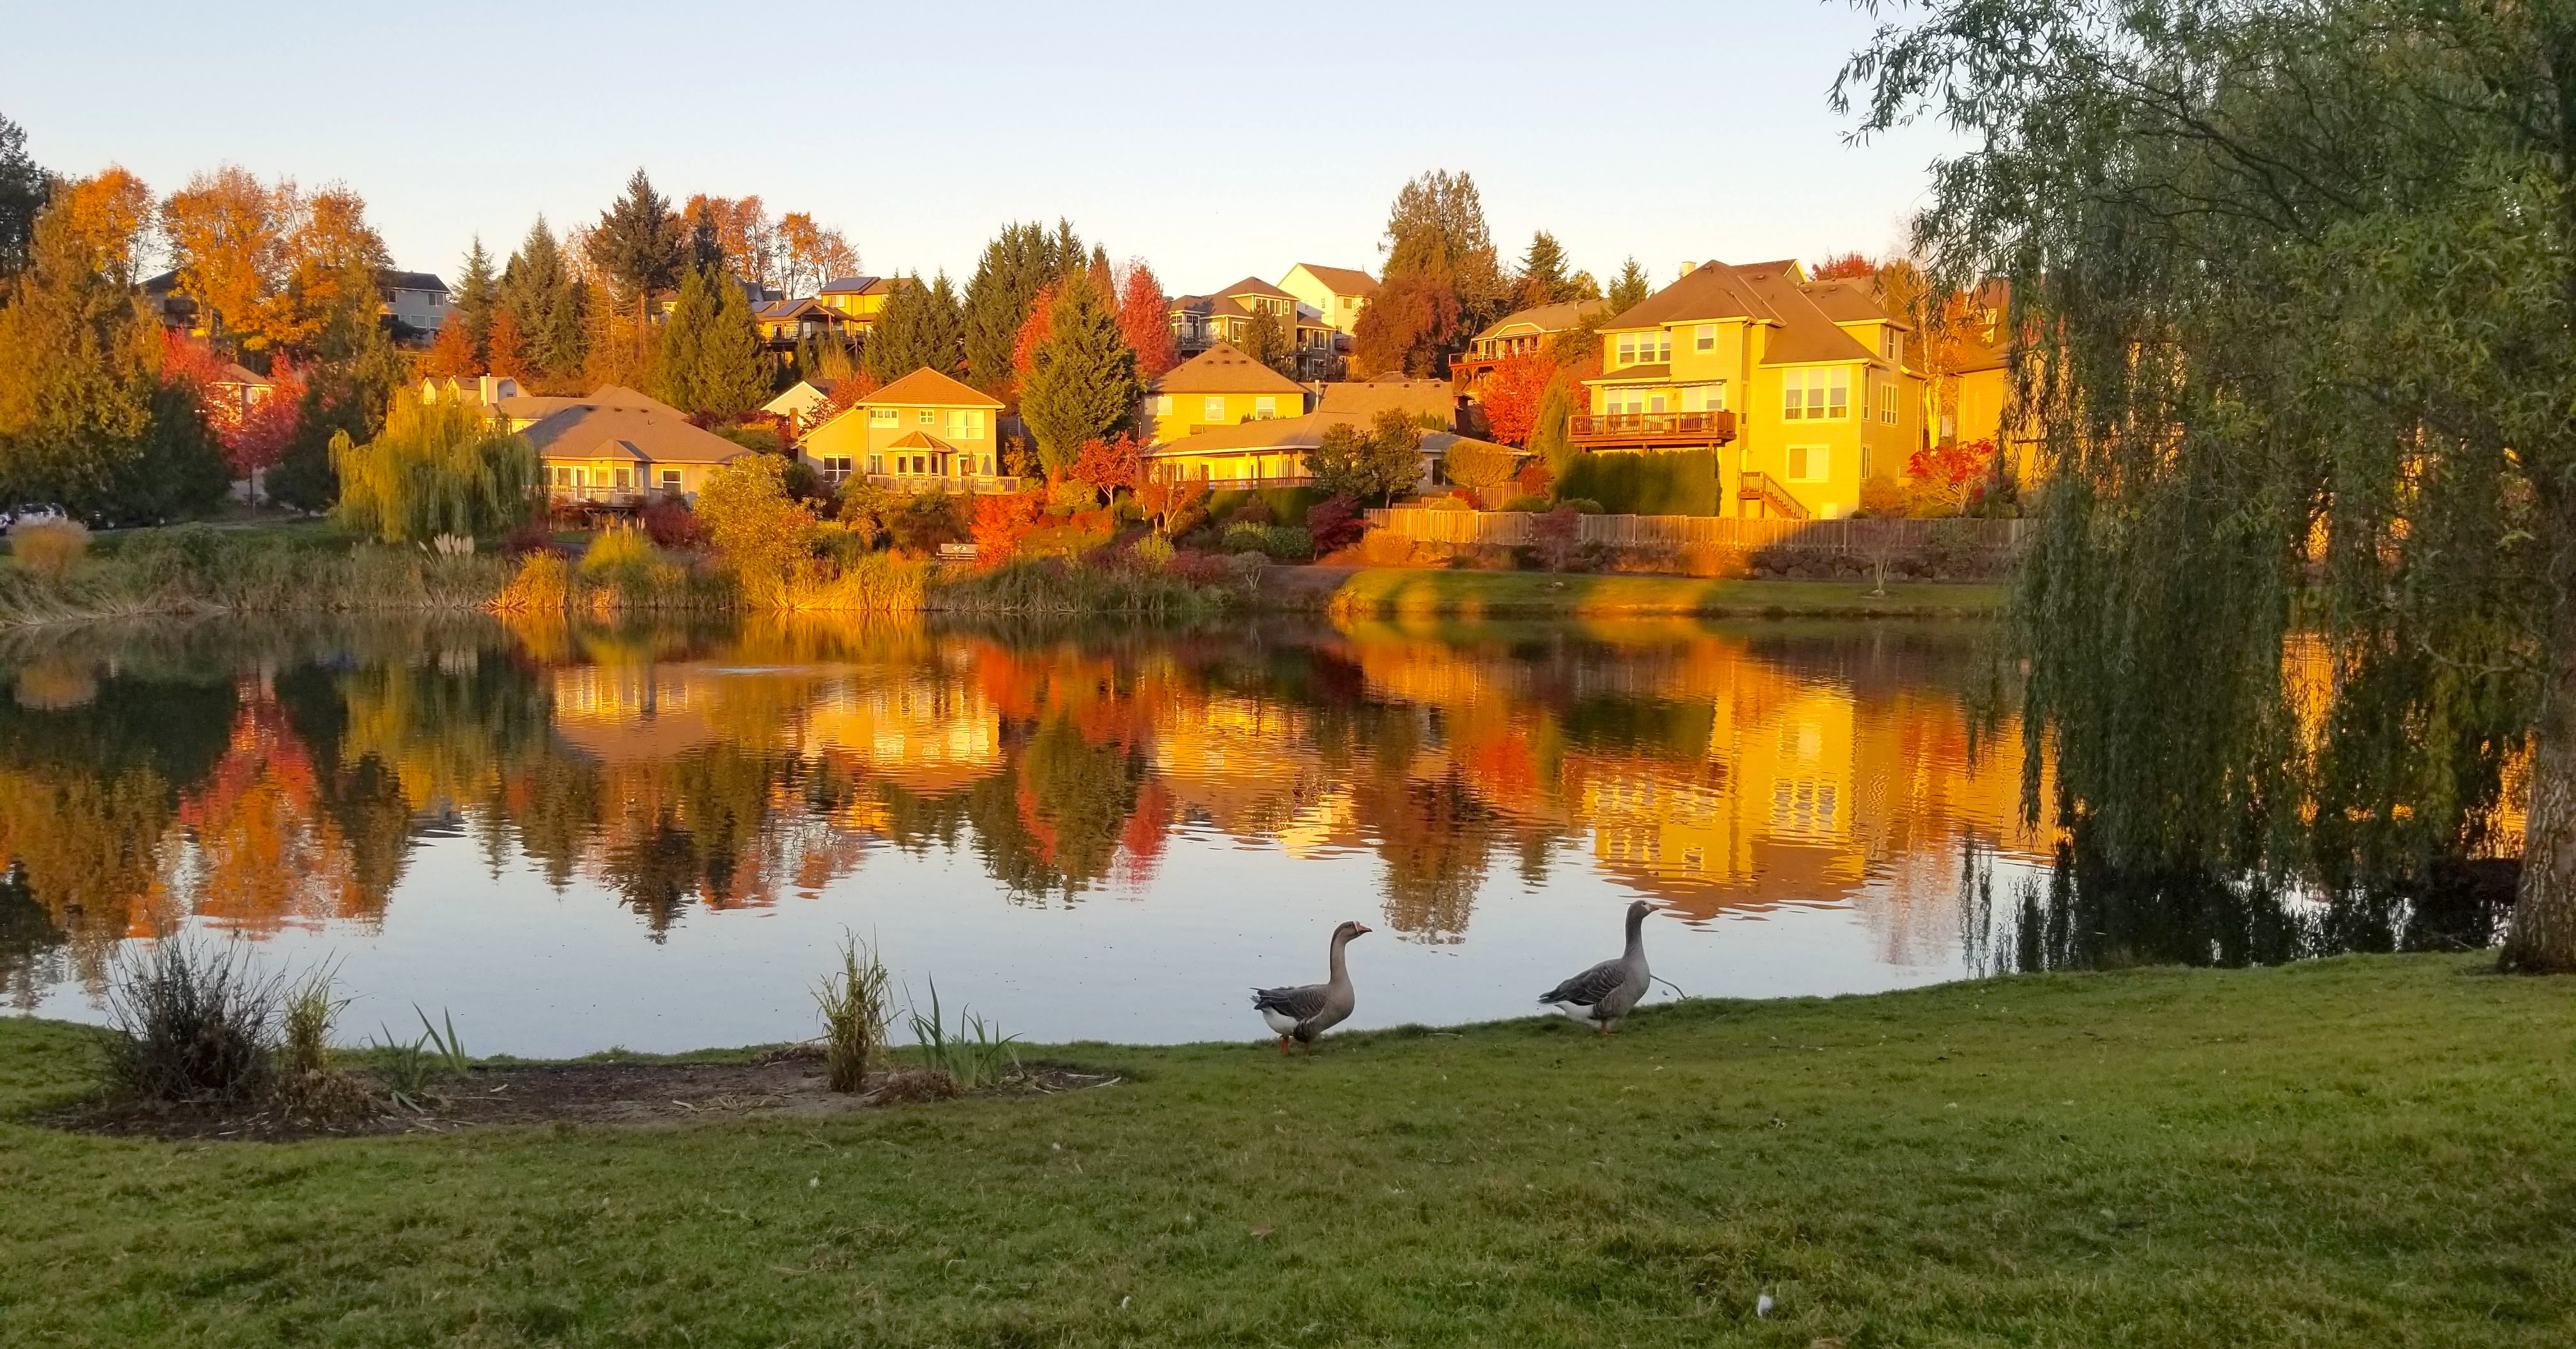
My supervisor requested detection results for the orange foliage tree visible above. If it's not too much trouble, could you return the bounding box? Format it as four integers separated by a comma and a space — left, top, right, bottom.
424, 315, 480, 376
1135, 468, 1211, 536
161, 166, 288, 353
972, 488, 1047, 562
1116, 261, 1176, 382
1811, 251, 1876, 280
1906, 437, 1995, 514
485, 305, 531, 381
1071, 433, 1144, 498
1480, 349, 1554, 447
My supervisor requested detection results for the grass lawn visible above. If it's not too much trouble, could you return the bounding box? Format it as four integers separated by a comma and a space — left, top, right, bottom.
1314, 567, 2005, 619
1, 954, 2568, 1346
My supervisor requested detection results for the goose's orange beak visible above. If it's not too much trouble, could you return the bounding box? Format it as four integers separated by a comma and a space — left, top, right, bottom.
1354, 924, 1373, 936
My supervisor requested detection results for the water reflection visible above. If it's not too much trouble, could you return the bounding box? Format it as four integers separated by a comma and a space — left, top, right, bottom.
6, 612, 2501, 1042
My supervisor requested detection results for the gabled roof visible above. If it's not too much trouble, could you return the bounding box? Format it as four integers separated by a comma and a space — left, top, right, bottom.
523, 403, 750, 466
1473, 298, 1606, 341
1738, 265, 1880, 366
1151, 343, 1310, 396
859, 367, 1003, 409
1800, 277, 1907, 328
1287, 263, 1377, 297
210, 361, 271, 387
756, 298, 838, 321
884, 430, 959, 452
498, 384, 673, 422
374, 268, 448, 293
1218, 275, 1295, 302
1597, 261, 1782, 331
819, 275, 882, 294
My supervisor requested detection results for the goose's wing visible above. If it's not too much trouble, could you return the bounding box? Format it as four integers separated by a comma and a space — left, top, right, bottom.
1538, 959, 1628, 1008
1252, 982, 1330, 1021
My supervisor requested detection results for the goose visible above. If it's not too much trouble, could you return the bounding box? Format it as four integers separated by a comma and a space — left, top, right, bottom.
1251, 920, 1370, 1053
1538, 899, 1655, 1034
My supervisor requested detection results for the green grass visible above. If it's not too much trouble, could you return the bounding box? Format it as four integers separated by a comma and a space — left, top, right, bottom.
1, 954, 2568, 1345
1322, 568, 2006, 619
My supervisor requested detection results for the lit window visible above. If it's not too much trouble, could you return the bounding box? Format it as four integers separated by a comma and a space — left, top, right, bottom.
1618, 335, 1636, 365
1255, 396, 1275, 419
1205, 396, 1225, 422
1782, 369, 1851, 420
1696, 324, 1714, 351
1154, 395, 1174, 415
1655, 334, 1673, 363
1788, 445, 1828, 481
866, 454, 882, 474
870, 408, 897, 426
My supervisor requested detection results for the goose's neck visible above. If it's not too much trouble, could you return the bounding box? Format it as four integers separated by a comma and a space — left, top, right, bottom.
1328, 933, 1352, 985
1623, 911, 1648, 959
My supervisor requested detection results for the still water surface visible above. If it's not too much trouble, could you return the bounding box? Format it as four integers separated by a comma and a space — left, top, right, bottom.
4, 614, 2063, 1054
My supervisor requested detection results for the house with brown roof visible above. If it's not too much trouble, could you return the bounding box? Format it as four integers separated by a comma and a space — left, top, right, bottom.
422, 376, 678, 432
1452, 298, 1607, 389
1169, 277, 1338, 380
1315, 374, 1466, 431
1145, 343, 1315, 444
1579, 259, 1924, 520
523, 396, 754, 505
795, 367, 1018, 495
1143, 408, 1500, 493
1279, 264, 1377, 336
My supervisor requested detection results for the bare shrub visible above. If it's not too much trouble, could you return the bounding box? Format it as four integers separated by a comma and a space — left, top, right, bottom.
103, 940, 280, 1106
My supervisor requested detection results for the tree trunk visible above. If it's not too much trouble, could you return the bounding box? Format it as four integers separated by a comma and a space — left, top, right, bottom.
2504, 545, 2576, 973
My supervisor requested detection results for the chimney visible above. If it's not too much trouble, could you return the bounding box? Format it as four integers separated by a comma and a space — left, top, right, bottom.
1678, 261, 1699, 278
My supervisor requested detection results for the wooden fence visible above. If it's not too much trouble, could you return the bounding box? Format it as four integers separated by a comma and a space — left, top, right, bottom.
1361, 508, 2032, 554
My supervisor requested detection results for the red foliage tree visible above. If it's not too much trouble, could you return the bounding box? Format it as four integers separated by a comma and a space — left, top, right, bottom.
226, 364, 304, 477
1480, 349, 1554, 447
642, 497, 702, 548
486, 307, 531, 382
1071, 433, 1145, 497
1906, 436, 1996, 514
1135, 469, 1212, 536
1811, 251, 1877, 281
423, 316, 479, 377
972, 489, 1048, 563
1350, 270, 1460, 376
1009, 281, 1062, 392
1116, 261, 1177, 382
1305, 495, 1368, 554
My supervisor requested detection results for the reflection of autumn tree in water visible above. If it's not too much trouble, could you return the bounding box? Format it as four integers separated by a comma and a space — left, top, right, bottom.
970, 714, 1148, 901
0, 868, 67, 1008
1367, 773, 1499, 943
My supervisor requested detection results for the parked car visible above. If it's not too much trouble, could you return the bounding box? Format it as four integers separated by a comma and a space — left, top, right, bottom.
3, 505, 68, 536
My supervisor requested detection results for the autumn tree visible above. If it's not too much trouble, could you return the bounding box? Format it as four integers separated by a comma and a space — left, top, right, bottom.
46, 166, 151, 288
160, 166, 287, 354
0, 113, 45, 284
423, 312, 479, 376
498, 217, 586, 387
776, 211, 857, 296
684, 195, 779, 288
1810, 251, 1876, 281
330, 387, 536, 543
269, 185, 389, 360
861, 271, 964, 383
590, 168, 683, 364
1383, 169, 1506, 322
1070, 433, 1144, 499
963, 220, 1085, 394
1305, 411, 1427, 505
1018, 281, 1142, 477
1135, 468, 1210, 536
1350, 268, 1461, 377
162, 336, 306, 488
1480, 350, 1554, 447
693, 454, 816, 603
1116, 260, 1177, 382
484, 305, 530, 382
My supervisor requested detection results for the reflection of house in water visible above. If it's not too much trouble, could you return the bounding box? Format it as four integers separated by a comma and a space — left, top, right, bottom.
548, 665, 719, 763
1149, 697, 1333, 842
800, 678, 1002, 798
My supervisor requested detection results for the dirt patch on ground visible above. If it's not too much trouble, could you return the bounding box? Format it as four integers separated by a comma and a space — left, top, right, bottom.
36, 1054, 1123, 1142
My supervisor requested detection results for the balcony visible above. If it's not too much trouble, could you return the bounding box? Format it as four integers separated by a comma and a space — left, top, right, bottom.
864, 474, 1027, 496
1569, 410, 1737, 447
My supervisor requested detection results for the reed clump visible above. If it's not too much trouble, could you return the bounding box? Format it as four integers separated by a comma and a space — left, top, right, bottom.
101, 940, 280, 1107
273, 964, 379, 1123
935, 556, 1234, 616
10, 519, 90, 580
814, 934, 893, 1093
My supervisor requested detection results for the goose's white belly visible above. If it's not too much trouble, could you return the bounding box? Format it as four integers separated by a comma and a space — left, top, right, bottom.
1544, 999, 1603, 1022
1261, 1008, 1301, 1035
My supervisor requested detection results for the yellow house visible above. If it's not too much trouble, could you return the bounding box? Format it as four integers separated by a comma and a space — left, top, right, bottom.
1170, 277, 1339, 380
521, 398, 752, 504
795, 366, 1015, 494
1144, 410, 1498, 491
1278, 263, 1377, 336
1580, 259, 1924, 520
1145, 343, 1315, 444
815, 275, 908, 333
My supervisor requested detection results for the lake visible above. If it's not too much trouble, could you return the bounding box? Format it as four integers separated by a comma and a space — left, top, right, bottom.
0, 612, 2489, 1056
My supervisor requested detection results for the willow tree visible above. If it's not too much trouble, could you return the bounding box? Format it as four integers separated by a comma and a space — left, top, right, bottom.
332, 389, 537, 543
1841, 0, 2576, 970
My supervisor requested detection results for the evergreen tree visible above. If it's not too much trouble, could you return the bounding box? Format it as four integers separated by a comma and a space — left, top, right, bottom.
500, 218, 586, 386
962, 220, 1084, 394
861, 272, 964, 383
1238, 310, 1297, 378
1606, 258, 1651, 315
656, 266, 718, 410
592, 168, 682, 364
452, 236, 497, 364
0, 112, 49, 287
1017, 281, 1141, 477
656, 265, 768, 417
1516, 231, 1578, 308
1384, 169, 1506, 324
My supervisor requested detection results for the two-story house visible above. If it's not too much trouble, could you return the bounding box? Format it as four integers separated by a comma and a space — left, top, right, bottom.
1169, 277, 1338, 380
1579, 259, 1924, 520
815, 275, 909, 335
1144, 343, 1315, 444
754, 297, 857, 353
796, 367, 1016, 494
1278, 263, 1376, 336
1451, 298, 1606, 390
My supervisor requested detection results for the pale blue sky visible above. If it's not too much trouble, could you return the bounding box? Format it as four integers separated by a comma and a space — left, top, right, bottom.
3, 1, 1955, 294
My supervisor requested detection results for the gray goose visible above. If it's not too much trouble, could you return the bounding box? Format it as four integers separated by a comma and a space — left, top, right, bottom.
1251, 920, 1370, 1053
1539, 899, 1655, 1034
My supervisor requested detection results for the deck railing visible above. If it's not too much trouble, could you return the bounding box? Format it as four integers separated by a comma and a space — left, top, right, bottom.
1361, 506, 2032, 554
1569, 411, 1738, 444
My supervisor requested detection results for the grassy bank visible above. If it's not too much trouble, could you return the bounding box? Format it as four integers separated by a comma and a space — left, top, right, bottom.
1295, 566, 2007, 619
3, 954, 2568, 1345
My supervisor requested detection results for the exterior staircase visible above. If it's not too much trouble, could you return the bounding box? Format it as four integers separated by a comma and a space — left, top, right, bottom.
1736, 470, 1810, 520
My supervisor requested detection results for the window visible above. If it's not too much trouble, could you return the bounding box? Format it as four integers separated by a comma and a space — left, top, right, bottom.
1655, 333, 1673, 363
820, 456, 854, 485
1254, 396, 1276, 419
869, 408, 897, 426
1874, 381, 1899, 424
1861, 445, 1874, 479
1154, 395, 1174, 415
660, 468, 681, 490
1617, 335, 1636, 365
866, 454, 883, 475
1695, 324, 1715, 352
1204, 396, 1226, 422
1788, 445, 1828, 482
917, 410, 935, 424
613, 468, 631, 489
1646, 392, 1667, 414
1683, 383, 1727, 413
948, 410, 980, 438
1782, 369, 1851, 420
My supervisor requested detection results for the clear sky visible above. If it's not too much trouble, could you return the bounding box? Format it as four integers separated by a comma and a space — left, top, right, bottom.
3, 1, 1956, 295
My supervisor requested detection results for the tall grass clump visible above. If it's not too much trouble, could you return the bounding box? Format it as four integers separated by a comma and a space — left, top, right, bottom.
903, 977, 1019, 1090
489, 549, 572, 612
10, 518, 90, 580
815, 933, 893, 1093
102, 939, 280, 1106
776, 552, 931, 613
369, 1006, 471, 1112
274, 962, 381, 1122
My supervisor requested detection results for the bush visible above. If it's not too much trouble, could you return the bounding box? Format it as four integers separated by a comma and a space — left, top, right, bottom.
815, 934, 891, 1094
1222, 522, 1313, 561
1129, 534, 1176, 571
1305, 496, 1367, 554
641, 497, 701, 549
11, 518, 90, 580
1554, 449, 1717, 515
1500, 495, 1551, 513
888, 490, 971, 556
1423, 495, 1473, 512
102, 940, 279, 1106
1205, 485, 1326, 527
1559, 497, 1604, 514
491, 549, 572, 612
578, 526, 656, 580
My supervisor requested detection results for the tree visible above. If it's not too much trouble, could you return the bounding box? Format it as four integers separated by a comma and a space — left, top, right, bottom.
1480, 350, 1555, 447
1810, 251, 1876, 281
1070, 433, 1144, 498
1526, 376, 1578, 479
693, 454, 816, 601
972, 488, 1046, 563
657, 264, 768, 417
0, 196, 227, 520
684, 195, 779, 287
498, 217, 586, 387
484, 305, 530, 382
1349, 269, 1460, 377
47, 167, 151, 288
1116, 260, 1177, 382
160, 166, 286, 353
1515, 231, 1583, 308
1018, 281, 1142, 477
1383, 169, 1505, 322
1136, 468, 1210, 536
330, 387, 535, 543
423, 312, 479, 377
963, 220, 1085, 394
1236, 309, 1297, 377
0, 113, 47, 285
590, 169, 682, 364
450, 237, 497, 361
268, 184, 388, 360
776, 211, 857, 296
1443, 438, 1520, 507
1305, 411, 1426, 505
1841, 0, 2576, 970
161, 337, 305, 486
1605, 258, 1650, 314
861, 271, 963, 383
